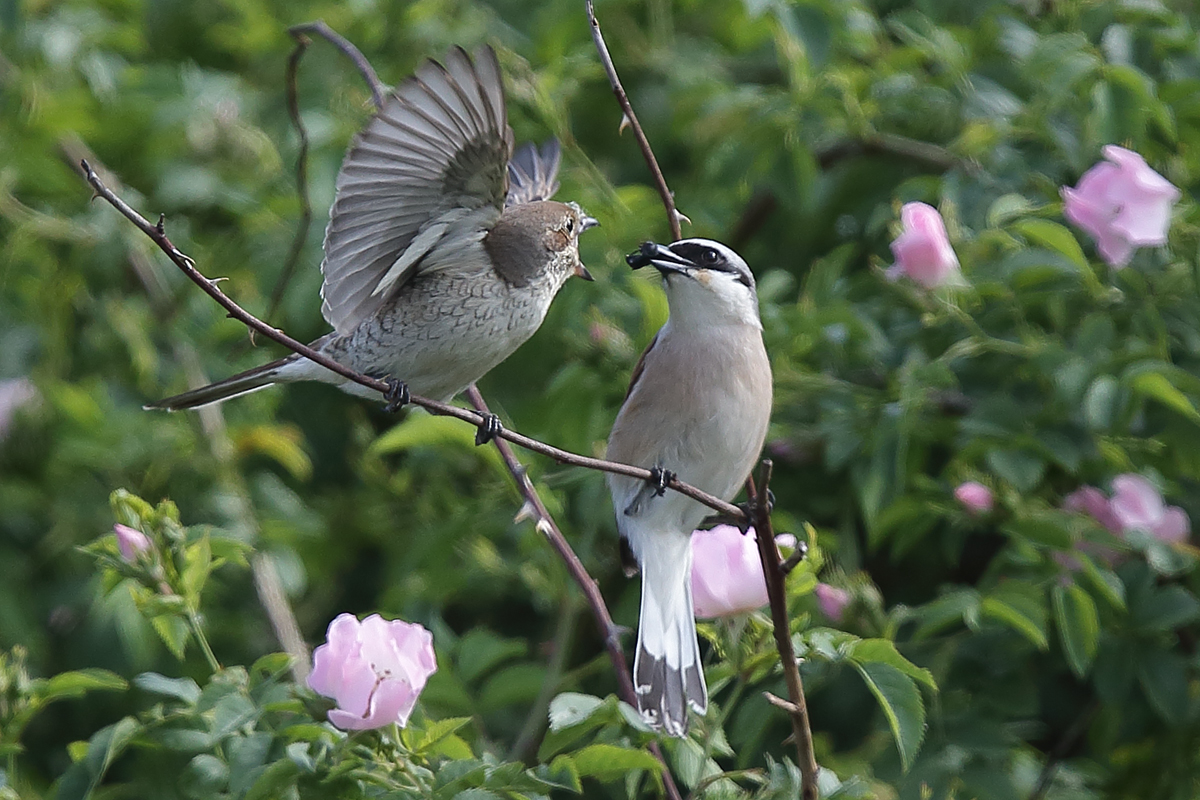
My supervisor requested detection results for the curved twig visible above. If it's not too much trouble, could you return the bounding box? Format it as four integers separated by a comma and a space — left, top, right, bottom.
287, 20, 385, 110
78, 162, 743, 515
585, 0, 684, 241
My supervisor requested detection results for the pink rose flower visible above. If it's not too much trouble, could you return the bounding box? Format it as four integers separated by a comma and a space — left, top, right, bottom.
1109, 474, 1190, 545
308, 613, 437, 730
113, 524, 151, 562
954, 481, 994, 514
814, 583, 851, 623
1061, 145, 1179, 268
690, 525, 795, 619
886, 202, 960, 288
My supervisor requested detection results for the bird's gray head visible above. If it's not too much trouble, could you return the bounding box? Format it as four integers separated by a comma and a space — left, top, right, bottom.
627, 239, 760, 328
486, 200, 598, 288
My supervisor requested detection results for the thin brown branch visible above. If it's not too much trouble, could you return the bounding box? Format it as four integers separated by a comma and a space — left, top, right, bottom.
1028, 698, 1099, 800
466, 388, 682, 800
262, 34, 315, 327
78, 161, 744, 517
287, 20, 386, 110
585, 0, 684, 241
66, 143, 311, 682
747, 462, 818, 800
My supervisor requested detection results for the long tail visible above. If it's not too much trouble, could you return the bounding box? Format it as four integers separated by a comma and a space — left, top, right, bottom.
145, 355, 297, 411
633, 531, 707, 736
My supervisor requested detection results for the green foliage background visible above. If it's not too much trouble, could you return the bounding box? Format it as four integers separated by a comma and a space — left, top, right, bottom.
3, 0, 1200, 797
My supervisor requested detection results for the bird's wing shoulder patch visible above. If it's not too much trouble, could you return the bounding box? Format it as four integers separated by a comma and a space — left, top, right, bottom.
320, 46, 513, 335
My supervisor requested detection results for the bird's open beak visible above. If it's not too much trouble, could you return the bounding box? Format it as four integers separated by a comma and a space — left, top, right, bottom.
580, 213, 600, 233
626, 241, 693, 276
574, 263, 594, 281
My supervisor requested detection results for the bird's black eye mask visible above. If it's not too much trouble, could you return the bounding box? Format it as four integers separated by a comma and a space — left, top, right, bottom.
670, 242, 754, 288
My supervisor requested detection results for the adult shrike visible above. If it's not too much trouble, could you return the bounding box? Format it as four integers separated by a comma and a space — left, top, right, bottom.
607, 239, 773, 735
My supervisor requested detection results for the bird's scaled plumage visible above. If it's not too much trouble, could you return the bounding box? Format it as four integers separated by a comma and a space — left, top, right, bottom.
148, 46, 595, 412
607, 239, 773, 736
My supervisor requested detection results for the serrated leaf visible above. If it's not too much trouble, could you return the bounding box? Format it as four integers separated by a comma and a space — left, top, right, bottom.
37, 669, 127, 703
540, 755, 582, 793
853, 662, 926, 771
413, 716, 472, 753
151, 614, 190, 661
135, 672, 201, 704
243, 758, 299, 800
848, 639, 936, 690
53, 716, 141, 800
572, 744, 662, 782
1053, 583, 1099, 678
548, 692, 606, 731
980, 580, 1049, 650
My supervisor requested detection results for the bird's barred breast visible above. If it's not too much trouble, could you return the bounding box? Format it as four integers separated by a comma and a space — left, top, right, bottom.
325, 271, 558, 402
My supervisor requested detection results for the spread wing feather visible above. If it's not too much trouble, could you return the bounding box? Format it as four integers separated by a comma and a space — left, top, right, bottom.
506, 139, 562, 206
320, 45, 512, 335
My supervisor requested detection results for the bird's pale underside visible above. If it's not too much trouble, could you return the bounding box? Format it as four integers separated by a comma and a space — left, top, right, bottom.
149, 46, 593, 411
607, 239, 773, 736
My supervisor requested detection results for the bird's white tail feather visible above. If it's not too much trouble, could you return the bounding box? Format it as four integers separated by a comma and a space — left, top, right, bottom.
633, 532, 707, 736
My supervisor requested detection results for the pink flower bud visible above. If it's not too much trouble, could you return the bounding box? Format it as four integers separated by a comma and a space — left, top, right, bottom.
954, 481, 994, 514
308, 613, 436, 730
113, 524, 151, 562
690, 525, 794, 619
1061, 145, 1179, 268
814, 583, 850, 623
886, 202, 960, 288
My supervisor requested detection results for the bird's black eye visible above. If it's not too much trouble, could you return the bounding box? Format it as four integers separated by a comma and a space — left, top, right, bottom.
702, 248, 719, 264
565, 217, 575, 234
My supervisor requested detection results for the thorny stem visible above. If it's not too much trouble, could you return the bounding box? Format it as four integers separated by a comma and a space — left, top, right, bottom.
747, 463, 818, 800
586, 0, 684, 242
464, 388, 683, 800
81, 158, 742, 523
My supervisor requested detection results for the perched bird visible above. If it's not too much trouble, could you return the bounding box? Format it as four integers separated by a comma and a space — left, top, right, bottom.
148, 46, 596, 434
607, 239, 773, 735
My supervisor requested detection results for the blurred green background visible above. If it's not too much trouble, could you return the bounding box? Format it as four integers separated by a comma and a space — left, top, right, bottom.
4, 0, 1200, 797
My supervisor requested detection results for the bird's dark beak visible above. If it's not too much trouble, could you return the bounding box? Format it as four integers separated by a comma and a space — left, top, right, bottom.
626, 241, 693, 276
580, 213, 599, 233
573, 262, 594, 281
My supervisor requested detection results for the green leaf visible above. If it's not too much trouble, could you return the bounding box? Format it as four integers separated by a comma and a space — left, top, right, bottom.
242, 758, 299, 800
1014, 219, 1088, 270
209, 692, 259, 740
981, 581, 1049, 650
986, 448, 1046, 492
540, 756, 582, 793
134, 672, 201, 704
1138, 650, 1190, 726
852, 662, 926, 771
1130, 371, 1200, 424
411, 716, 471, 754
180, 535, 212, 600
848, 639, 936, 690
548, 692, 606, 730
572, 744, 662, 782
53, 716, 141, 800
180, 754, 229, 799
1133, 586, 1200, 631
1053, 583, 1099, 678
151, 614, 190, 661
37, 670, 127, 703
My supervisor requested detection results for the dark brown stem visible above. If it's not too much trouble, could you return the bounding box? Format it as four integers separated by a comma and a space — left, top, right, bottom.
262, 33, 315, 326
465, 388, 682, 800
287, 20, 385, 110
78, 162, 743, 514
747, 462, 819, 800
1028, 698, 1099, 800
585, 0, 683, 241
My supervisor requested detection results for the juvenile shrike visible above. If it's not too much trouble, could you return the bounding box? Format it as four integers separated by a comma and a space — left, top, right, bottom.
607, 239, 773, 736
149, 47, 595, 422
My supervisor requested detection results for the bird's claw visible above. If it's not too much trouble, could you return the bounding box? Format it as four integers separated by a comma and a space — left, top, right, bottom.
647, 466, 674, 497
475, 413, 503, 446
384, 379, 410, 413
